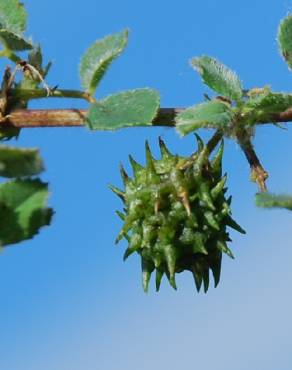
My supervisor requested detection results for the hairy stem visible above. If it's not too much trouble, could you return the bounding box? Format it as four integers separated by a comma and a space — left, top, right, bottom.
206, 130, 223, 154
11, 88, 96, 103
1, 108, 183, 128
238, 138, 268, 192
2, 106, 292, 128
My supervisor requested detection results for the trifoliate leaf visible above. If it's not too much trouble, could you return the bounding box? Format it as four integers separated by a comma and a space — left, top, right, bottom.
175, 100, 234, 136
0, 0, 27, 35
256, 193, 292, 210
0, 179, 53, 246
0, 145, 44, 178
86, 88, 160, 130
278, 14, 292, 70
244, 90, 292, 125
79, 29, 128, 95
0, 29, 32, 51
246, 91, 292, 113
191, 56, 243, 101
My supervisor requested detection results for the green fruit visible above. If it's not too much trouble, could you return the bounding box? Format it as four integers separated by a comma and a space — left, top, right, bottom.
111, 136, 245, 292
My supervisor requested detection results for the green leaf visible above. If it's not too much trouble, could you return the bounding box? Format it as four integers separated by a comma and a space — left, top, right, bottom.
175, 100, 234, 136
256, 193, 292, 211
79, 29, 128, 95
86, 88, 160, 131
277, 14, 292, 70
0, 145, 44, 178
191, 56, 243, 101
246, 90, 292, 114
0, 0, 27, 35
0, 1, 31, 52
244, 90, 292, 125
0, 29, 32, 51
0, 179, 53, 246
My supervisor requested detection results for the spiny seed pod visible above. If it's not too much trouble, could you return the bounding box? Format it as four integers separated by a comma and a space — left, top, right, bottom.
110, 136, 245, 292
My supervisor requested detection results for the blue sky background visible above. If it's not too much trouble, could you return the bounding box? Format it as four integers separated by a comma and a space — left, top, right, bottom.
0, 0, 292, 369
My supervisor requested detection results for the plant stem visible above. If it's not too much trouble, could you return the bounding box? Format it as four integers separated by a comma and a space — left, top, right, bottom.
3, 106, 292, 128
238, 138, 268, 192
11, 88, 96, 103
1, 108, 183, 128
2, 109, 86, 127
206, 130, 223, 154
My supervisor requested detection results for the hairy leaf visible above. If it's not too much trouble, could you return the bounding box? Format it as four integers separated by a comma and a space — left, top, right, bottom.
175, 100, 234, 136
0, 145, 44, 178
87, 88, 160, 130
244, 90, 292, 125
0, 0, 27, 35
0, 29, 32, 51
278, 14, 292, 70
0, 179, 53, 246
79, 29, 128, 95
246, 90, 292, 113
191, 56, 243, 101
256, 193, 292, 211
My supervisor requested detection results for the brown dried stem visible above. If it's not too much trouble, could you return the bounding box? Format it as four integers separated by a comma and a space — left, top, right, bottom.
0, 108, 184, 128
1, 107, 292, 128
